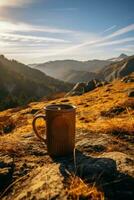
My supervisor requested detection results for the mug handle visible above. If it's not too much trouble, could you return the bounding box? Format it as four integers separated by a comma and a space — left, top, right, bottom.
32, 115, 47, 143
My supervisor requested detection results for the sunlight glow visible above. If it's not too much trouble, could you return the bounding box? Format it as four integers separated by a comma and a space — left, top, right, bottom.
0, 0, 33, 7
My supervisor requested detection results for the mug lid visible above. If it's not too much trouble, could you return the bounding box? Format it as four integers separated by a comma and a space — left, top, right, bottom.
44, 104, 76, 112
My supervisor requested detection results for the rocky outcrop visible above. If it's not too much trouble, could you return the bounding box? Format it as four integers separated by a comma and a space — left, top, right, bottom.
66, 79, 109, 96
121, 73, 134, 83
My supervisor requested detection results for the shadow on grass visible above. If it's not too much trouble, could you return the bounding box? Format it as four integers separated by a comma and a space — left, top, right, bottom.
52, 149, 134, 200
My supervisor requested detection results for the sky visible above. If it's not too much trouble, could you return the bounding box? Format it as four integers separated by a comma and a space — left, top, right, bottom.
0, 0, 134, 64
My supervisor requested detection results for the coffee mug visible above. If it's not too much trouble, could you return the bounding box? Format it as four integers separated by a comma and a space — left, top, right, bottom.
32, 104, 76, 156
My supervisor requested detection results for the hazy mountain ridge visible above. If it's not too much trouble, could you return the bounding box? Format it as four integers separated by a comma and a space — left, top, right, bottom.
0, 55, 72, 111
59, 55, 134, 83
30, 54, 130, 83
31, 59, 112, 81
62, 70, 96, 83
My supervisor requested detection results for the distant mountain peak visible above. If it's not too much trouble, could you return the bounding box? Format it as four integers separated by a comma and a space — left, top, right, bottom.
108, 53, 128, 62
118, 53, 128, 59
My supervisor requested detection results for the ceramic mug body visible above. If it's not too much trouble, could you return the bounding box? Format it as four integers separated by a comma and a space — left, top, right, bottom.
32, 104, 76, 156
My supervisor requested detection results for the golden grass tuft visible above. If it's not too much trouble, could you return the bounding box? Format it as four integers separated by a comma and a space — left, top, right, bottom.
67, 175, 104, 200
105, 116, 134, 136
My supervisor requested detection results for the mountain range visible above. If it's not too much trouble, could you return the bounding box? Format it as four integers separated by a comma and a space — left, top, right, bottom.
30, 59, 112, 81
30, 54, 131, 83
0, 53, 133, 111
30, 54, 134, 83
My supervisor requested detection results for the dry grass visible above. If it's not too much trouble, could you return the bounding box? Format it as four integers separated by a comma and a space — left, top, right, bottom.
106, 119, 134, 136
0, 79, 133, 199
67, 175, 104, 200
0, 79, 133, 154
0, 134, 25, 155
69, 150, 104, 200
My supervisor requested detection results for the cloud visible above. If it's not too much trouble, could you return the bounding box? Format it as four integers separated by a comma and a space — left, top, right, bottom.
0, 0, 33, 7
0, 20, 73, 44
115, 45, 134, 53
95, 37, 134, 47
0, 33, 70, 43
32, 24, 134, 60
1, 21, 134, 63
106, 24, 134, 39
102, 25, 117, 33
0, 21, 74, 34
58, 24, 134, 51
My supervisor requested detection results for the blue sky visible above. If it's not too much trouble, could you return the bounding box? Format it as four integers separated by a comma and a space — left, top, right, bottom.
0, 0, 134, 63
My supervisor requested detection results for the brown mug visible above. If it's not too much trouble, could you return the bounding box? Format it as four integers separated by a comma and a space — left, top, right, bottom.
32, 104, 76, 156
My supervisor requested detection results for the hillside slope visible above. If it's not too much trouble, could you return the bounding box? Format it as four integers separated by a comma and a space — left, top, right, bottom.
0, 76, 134, 200
98, 55, 134, 81
61, 70, 96, 83
0, 55, 72, 111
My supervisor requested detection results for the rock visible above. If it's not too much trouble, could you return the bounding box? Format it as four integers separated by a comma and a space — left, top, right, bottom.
0, 168, 12, 191
3, 123, 15, 134
101, 106, 125, 117
99, 152, 134, 176
121, 76, 134, 83
96, 82, 103, 87
0, 155, 13, 168
65, 82, 86, 96
8, 164, 66, 200
30, 109, 40, 115
84, 79, 97, 92
0, 155, 14, 192
128, 90, 134, 97
77, 157, 117, 180
66, 79, 109, 96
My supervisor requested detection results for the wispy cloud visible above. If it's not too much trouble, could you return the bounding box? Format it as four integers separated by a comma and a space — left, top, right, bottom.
102, 25, 117, 33
116, 48, 134, 53
106, 24, 134, 39
95, 37, 134, 47
115, 45, 134, 53
0, 33, 70, 43
58, 24, 134, 51
32, 24, 134, 60
0, 21, 74, 34
1, 21, 134, 63
0, 20, 73, 44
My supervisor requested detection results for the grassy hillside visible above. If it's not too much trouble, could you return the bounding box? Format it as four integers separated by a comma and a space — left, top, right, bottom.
0, 55, 72, 111
0, 75, 133, 199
